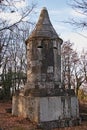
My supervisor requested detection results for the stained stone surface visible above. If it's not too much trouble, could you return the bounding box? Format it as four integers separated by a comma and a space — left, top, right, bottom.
25, 7, 62, 93
12, 7, 80, 129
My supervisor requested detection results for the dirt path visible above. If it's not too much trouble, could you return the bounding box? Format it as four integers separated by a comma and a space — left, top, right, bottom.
0, 101, 87, 130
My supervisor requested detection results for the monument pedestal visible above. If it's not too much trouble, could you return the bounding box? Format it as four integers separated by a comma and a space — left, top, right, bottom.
12, 90, 80, 128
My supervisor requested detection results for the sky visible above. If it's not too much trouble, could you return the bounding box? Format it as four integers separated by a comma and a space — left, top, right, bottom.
0, 0, 87, 53
29, 0, 87, 53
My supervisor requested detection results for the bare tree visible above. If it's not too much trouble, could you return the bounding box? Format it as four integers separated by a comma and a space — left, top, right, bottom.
0, 25, 29, 98
62, 41, 74, 89
0, 0, 36, 31
73, 50, 87, 95
0, 0, 36, 98
0, 0, 36, 68
80, 50, 87, 83
62, 40, 87, 95
71, 52, 84, 95
68, 0, 87, 29
0, 0, 36, 70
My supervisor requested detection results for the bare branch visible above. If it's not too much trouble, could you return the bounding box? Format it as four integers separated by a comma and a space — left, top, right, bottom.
67, 0, 87, 29
0, 1, 36, 32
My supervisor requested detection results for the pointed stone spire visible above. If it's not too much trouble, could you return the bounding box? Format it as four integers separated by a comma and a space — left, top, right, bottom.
12, 8, 80, 129
29, 7, 59, 40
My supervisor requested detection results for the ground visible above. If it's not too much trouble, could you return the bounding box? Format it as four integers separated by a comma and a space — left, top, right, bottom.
0, 101, 87, 130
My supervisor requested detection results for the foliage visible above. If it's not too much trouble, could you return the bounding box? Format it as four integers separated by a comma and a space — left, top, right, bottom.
0, 68, 26, 100
78, 89, 87, 101
78, 89, 85, 100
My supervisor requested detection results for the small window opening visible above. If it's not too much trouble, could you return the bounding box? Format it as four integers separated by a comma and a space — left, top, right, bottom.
53, 47, 57, 49
37, 46, 43, 48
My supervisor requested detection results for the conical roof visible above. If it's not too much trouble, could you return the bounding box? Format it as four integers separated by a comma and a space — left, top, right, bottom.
28, 7, 59, 40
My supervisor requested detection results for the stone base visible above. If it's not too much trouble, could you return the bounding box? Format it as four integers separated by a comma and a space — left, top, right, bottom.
39, 119, 81, 129
12, 94, 80, 128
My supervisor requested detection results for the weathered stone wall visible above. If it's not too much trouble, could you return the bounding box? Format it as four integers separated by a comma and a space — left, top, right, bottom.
26, 38, 62, 90
12, 95, 40, 122
12, 95, 27, 117
39, 96, 79, 122
12, 95, 80, 125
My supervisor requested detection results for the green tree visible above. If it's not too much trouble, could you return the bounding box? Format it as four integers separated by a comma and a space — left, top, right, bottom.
1, 67, 12, 99
0, 67, 27, 100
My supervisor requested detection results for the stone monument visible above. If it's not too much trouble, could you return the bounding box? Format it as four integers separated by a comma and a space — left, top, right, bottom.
12, 7, 80, 129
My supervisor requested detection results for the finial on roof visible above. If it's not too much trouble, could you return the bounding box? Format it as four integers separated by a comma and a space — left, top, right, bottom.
42, 7, 47, 10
